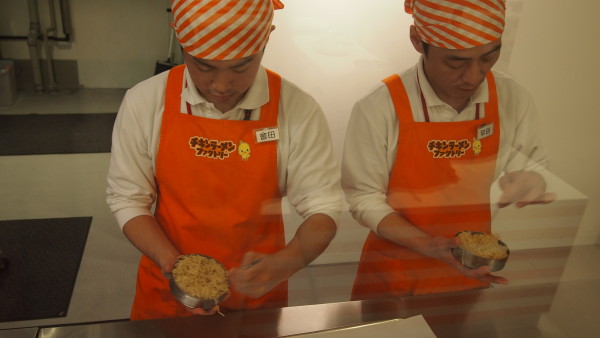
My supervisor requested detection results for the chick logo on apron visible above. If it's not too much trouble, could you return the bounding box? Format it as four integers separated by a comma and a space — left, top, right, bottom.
426, 139, 471, 158
188, 136, 237, 160
238, 140, 251, 161
472, 139, 482, 156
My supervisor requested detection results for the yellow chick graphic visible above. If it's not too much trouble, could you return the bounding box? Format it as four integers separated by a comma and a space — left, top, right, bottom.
238, 140, 251, 161
472, 139, 482, 156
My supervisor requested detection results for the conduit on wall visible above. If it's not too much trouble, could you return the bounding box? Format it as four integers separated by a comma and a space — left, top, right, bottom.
1, 0, 72, 92
27, 0, 44, 92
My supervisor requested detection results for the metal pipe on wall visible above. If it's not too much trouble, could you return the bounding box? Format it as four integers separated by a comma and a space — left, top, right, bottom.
27, 0, 44, 92
1, 0, 72, 42
0, 0, 73, 91
58, 0, 72, 39
43, 0, 58, 92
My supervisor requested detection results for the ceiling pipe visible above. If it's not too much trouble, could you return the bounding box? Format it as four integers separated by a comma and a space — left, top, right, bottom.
27, 0, 44, 92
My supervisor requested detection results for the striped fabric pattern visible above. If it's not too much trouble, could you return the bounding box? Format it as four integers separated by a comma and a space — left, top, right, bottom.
172, 0, 281, 60
405, 0, 506, 49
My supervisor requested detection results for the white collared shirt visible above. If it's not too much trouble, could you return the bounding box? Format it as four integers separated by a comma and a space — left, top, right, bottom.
403, 58, 489, 122
342, 57, 550, 232
179, 65, 270, 120
107, 66, 343, 229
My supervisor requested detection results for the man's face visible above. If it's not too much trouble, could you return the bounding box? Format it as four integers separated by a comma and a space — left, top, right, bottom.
183, 51, 264, 113
421, 39, 502, 110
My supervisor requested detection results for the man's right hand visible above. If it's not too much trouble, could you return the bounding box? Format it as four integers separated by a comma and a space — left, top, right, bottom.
434, 235, 509, 285
188, 306, 220, 316
378, 213, 509, 285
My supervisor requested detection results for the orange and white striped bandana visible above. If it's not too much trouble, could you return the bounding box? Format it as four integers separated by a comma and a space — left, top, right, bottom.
172, 0, 284, 60
405, 0, 506, 49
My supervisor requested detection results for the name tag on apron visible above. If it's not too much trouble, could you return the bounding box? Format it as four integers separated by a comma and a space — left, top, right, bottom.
477, 123, 494, 140
255, 127, 279, 143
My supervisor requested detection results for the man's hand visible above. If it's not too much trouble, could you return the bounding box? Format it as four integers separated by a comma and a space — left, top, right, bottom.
161, 256, 179, 279
378, 213, 508, 285
228, 214, 336, 299
498, 170, 556, 208
432, 236, 508, 285
228, 251, 290, 299
188, 306, 221, 316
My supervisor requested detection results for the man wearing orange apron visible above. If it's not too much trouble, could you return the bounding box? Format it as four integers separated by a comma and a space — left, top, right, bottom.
107, 0, 342, 320
342, 0, 555, 300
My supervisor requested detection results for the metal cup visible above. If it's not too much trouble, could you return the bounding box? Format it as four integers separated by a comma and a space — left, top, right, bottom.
169, 254, 230, 310
452, 231, 510, 272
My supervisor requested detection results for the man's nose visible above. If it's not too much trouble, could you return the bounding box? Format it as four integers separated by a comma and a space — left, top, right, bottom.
462, 61, 486, 85
211, 71, 232, 93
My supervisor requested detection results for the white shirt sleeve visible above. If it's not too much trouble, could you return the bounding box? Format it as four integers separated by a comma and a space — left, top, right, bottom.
278, 78, 344, 225
106, 72, 167, 229
494, 72, 551, 176
341, 84, 398, 232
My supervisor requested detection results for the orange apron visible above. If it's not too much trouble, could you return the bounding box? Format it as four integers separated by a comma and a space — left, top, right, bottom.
130, 65, 287, 320
351, 72, 500, 300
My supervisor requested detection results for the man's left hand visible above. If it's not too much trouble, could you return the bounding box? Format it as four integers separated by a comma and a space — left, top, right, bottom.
228, 251, 289, 299
498, 170, 556, 208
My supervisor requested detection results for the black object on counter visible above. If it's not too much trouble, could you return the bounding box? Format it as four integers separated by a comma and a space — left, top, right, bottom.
0, 257, 8, 272
0, 217, 92, 322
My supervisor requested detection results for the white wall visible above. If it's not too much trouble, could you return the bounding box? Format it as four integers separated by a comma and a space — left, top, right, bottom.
70, 0, 172, 87
265, 0, 599, 255
506, 0, 600, 245
271, 0, 600, 249
1, 0, 598, 247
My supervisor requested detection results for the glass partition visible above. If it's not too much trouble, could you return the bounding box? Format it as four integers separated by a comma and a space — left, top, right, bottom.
0, 0, 598, 336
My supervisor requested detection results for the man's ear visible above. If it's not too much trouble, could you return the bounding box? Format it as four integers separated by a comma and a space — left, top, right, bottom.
264, 25, 276, 45
409, 25, 425, 54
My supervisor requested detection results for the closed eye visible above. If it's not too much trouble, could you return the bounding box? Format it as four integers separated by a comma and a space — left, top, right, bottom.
446, 59, 467, 69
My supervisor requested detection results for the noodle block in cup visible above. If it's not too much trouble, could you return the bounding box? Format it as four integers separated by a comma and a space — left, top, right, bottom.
170, 254, 230, 310
451, 231, 510, 272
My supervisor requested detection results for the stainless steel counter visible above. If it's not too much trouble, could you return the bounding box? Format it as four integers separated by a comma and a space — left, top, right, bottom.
32, 282, 568, 338
0, 327, 38, 338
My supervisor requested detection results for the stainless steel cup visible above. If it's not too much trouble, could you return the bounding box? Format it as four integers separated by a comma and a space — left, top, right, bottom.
452, 231, 510, 272
169, 254, 229, 310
